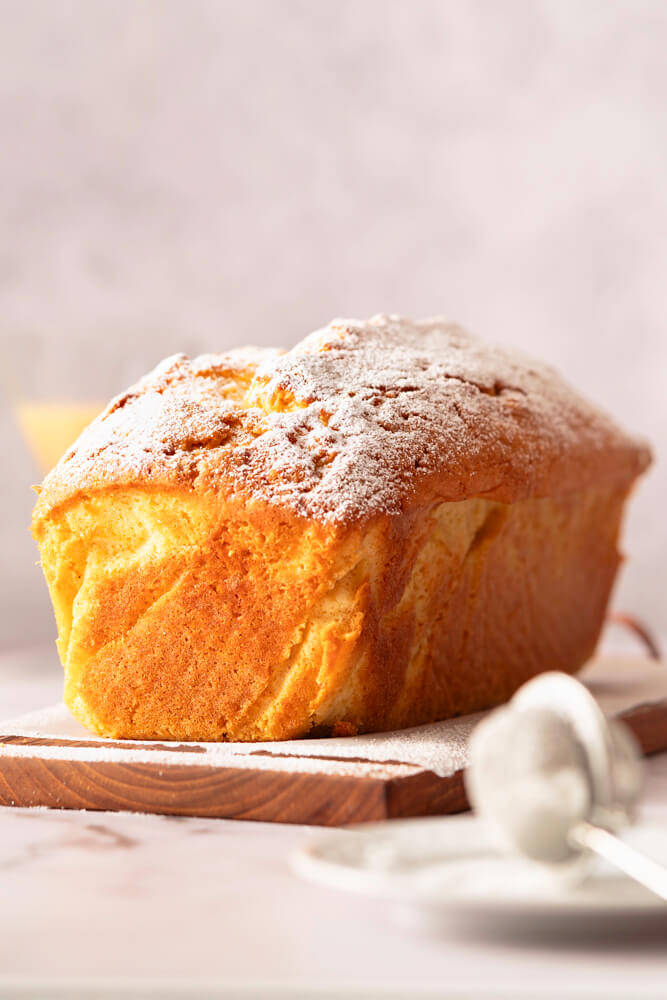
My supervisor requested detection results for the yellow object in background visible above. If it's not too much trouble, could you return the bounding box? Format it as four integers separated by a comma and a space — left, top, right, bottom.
15, 402, 101, 474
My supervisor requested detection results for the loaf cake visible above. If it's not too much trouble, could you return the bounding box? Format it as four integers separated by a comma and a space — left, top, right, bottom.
32, 315, 650, 742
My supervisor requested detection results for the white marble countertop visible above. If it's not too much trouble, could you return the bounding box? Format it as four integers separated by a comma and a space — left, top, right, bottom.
2, 645, 667, 999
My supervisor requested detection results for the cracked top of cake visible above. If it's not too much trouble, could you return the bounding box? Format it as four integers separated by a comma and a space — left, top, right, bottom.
33, 314, 651, 524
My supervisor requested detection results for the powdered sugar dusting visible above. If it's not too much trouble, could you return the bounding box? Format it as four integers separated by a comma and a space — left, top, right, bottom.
0, 702, 480, 778
36, 314, 648, 522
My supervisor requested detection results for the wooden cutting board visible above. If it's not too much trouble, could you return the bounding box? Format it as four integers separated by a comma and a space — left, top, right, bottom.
1, 656, 665, 827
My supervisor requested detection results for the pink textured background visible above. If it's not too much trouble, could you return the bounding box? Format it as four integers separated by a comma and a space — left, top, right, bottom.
1, 1, 664, 644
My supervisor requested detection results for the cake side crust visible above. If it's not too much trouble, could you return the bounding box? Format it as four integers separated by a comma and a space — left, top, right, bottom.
35, 481, 629, 742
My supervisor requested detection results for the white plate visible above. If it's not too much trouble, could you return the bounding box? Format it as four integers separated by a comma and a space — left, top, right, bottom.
291, 815, 667, 927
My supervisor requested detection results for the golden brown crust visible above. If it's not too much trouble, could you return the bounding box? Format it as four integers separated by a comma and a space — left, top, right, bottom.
32, 315, 651, 742
35, 484, 630, 741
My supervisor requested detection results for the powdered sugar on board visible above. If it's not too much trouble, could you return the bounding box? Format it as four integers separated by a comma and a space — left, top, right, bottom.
35, 315, 647, 523
2, 657, 665, 780
0, 703, 476, 779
